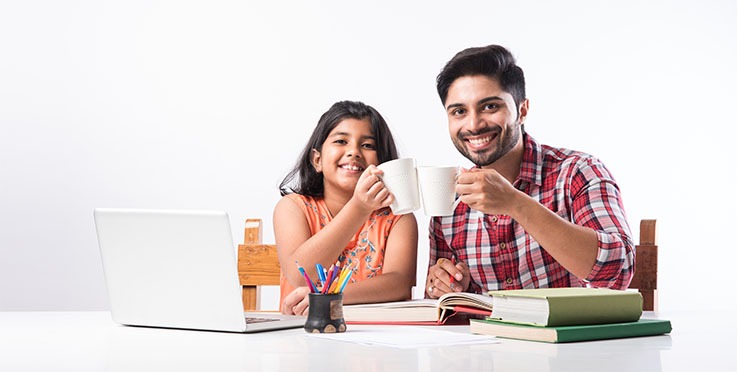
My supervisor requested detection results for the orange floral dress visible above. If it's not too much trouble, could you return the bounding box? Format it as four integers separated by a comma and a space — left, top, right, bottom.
278, 193, 403, 309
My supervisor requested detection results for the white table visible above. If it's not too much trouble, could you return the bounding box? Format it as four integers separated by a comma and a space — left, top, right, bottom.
0, 310, 733, 371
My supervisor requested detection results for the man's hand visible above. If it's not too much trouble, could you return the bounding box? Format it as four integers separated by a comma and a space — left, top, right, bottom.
455, 168, 521, 215
426, 257, 470, 298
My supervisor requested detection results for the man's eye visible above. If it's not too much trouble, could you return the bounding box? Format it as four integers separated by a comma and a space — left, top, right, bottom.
484, 104, 498, 110
452, 108, 466, 116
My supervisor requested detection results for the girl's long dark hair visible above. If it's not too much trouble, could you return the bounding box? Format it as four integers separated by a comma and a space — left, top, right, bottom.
279, 100, 399, 197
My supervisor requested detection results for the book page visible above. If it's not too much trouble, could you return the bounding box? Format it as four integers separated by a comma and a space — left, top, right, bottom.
344, 299, 438, 309
439, 292, 494, 311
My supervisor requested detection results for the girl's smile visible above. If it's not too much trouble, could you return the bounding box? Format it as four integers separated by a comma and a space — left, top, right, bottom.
311, 118, 379, 197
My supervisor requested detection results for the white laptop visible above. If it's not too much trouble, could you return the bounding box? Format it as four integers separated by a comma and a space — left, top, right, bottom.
93, 208, 305, 333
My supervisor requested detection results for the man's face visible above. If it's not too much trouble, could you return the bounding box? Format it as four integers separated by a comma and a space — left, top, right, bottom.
445, 75, 526, 167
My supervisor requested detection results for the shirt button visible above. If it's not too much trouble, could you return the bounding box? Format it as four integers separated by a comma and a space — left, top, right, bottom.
506, 278, 513, 285
500, 242, 506, 250
491, 216, 498, 223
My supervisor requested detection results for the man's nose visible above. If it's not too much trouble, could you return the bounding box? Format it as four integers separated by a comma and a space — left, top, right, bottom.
468, 111, 487, 132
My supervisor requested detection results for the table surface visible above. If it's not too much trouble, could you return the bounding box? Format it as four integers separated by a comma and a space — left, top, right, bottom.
0, 309, 734, 372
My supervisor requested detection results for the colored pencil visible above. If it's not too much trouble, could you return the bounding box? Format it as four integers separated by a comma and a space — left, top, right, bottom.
316, 263, 327, 285
295, 261, 318, 293
449, 256, 457, 286
322, 264, 336, 294
337, 267, 354, 293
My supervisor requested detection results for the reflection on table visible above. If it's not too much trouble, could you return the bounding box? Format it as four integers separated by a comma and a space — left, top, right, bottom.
0, 310, 734, 372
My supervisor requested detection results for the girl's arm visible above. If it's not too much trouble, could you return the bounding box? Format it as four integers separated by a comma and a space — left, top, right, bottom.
274, 167, 391, 287
341, 213, 418, 304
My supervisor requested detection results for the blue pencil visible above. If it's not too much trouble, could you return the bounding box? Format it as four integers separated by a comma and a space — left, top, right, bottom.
315, 263, 327, 286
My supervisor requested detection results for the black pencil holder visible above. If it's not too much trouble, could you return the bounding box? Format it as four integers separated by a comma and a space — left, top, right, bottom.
304, 292, 347, 333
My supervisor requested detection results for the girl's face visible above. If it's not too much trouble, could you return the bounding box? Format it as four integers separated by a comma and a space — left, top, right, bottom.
311, 117, 379, 196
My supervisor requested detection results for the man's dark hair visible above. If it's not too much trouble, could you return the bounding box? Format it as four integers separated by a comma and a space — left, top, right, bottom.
436, 45, 526, 110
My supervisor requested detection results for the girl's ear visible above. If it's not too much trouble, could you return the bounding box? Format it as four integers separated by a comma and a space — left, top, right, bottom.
310, 148, 322, 173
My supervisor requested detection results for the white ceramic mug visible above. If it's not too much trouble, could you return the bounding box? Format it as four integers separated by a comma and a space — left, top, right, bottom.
417, 166, 459, 216
377, 158, 420, 215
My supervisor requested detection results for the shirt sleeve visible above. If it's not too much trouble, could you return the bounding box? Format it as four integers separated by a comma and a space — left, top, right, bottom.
428, 217, 445, 267
428, 217, 482, 295
569, 158, 635, 289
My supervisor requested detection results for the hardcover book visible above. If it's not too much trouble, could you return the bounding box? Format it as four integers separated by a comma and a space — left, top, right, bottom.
470, 318, 672, 343
487, 287, 643, 326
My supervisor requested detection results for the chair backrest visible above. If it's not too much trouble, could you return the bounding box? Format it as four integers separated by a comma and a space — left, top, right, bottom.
237, 218, 281, 311
630, 219, 658, 311
235, 218, 658, 311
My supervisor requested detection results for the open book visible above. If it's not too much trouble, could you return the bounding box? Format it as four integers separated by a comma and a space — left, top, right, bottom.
342, 292, 493, 325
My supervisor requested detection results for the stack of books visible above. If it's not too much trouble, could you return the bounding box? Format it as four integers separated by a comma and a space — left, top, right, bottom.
469, 287, 672, 343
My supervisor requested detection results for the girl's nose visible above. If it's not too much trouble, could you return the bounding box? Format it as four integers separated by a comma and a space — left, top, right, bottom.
346, 144, 362, 158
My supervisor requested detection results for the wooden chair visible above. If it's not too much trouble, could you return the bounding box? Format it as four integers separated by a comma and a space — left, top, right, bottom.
630, 219, 658, 311
237, 218, 281, 311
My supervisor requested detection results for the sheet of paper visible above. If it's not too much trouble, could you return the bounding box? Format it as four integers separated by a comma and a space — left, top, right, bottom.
305, 326, 499, 349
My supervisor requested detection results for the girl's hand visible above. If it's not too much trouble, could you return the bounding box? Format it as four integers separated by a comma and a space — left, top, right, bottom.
281, 286, 310, 316
352, 165, 394, 212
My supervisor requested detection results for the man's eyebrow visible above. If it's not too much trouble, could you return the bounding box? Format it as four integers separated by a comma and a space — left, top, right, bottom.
446, 96, 504, 110
478, 96, 504, 105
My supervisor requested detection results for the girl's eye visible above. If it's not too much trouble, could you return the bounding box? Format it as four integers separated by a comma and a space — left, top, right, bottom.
333, 139, 347, 145
362, 143, 376, 150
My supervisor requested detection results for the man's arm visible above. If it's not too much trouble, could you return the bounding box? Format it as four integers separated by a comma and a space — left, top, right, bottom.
456, 161, 634, 288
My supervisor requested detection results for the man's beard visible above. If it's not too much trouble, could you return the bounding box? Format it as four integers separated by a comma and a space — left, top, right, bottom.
452, 123, 521, 167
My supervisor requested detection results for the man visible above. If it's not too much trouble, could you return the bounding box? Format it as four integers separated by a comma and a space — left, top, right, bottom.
425, 45, 634, 298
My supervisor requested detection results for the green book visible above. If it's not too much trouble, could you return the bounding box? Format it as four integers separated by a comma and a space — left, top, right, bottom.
487, 287, 643, 326
470, 318, 672, 343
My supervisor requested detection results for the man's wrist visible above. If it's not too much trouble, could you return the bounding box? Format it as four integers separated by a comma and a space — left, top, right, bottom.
507, 190, 536, 221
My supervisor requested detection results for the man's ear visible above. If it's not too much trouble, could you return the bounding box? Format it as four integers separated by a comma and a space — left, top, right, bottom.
518, 98, 530, 125
310, 148, 322, 173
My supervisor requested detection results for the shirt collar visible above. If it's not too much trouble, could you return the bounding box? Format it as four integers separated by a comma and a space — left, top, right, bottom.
517, 133, 544, 187
467, 133, 543, 187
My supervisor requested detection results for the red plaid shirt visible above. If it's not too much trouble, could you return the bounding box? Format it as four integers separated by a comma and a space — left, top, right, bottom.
429, 134, 634, 292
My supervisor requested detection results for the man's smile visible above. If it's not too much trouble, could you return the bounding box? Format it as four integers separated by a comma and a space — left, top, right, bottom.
464, 131, 499, 151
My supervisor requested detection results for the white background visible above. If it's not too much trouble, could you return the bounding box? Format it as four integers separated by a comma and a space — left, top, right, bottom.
1, 0, 735, 312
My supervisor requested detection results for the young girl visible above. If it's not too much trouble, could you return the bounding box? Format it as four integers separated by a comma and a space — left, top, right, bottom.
275, 100, 418, 315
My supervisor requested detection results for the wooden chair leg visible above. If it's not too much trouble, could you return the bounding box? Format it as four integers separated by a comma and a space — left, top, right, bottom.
242, 286, 257, 311
635, 220, 658, 311
241, 219, 263, 311
640, 289, 658, 312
